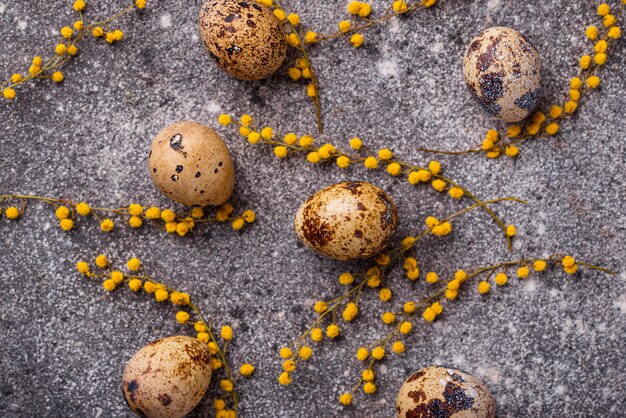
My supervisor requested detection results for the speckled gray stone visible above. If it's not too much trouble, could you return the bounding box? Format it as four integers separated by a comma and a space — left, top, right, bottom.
0, 1, 625, 417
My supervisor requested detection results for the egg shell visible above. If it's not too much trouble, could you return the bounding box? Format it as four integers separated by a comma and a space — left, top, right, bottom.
198, 0, 287, 80
148, 121, 235, 207
463, 26, 541, 122
294, 181, 398, 260
396, 366, 496, 418
122, 336, 212, 418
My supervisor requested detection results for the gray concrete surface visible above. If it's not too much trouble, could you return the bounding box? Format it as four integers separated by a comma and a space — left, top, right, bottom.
1, 0, 625, 417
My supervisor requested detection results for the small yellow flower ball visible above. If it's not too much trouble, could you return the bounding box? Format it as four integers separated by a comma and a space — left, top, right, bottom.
76, 261, 90, 275
55, 43, 67, 55
73, 0, 86, 11
155, 288, 169, 302
274, 146, 288, 159
55, 206, 70, 220
221, 325, 233, 341
506, 224, 516, 237
534, 260, 547, 272
392, 341, 405, 354
92, 27, 104, 37
339, 393, 353, 406
356, 347, 369, 361
279, 347, 293, 359
363, 382, 376, 394
426, 271, 439, 284
299, 346, 313, 360
110, 271, 124, 284
61, 26, 74, 39
175, 311, 190, 324
517, 266, 530, 279
597, 3, 610, 16
310, 328, 323, 342
100, 218, 114, 232
585, 25, 599, 40
239, 363, 255, 377
608, 26, 621, 39
364, 156, 378, 169
423, 307, 436, 322
495, 273, 508, 286
586, 76, 600, 89
102, 279, 116, 292
382, 312, 396, 324
127, 257, 141, 271
128, 216, 143, 228
231, 218, 245, 231
75, 202, 91, 216
313, 301, 327, 313
399, 321, 412, 334
350, 33, 364, 48
59, 218, 74, 231
338, 20, 351, 33
278, 372, 291, 386
339, 272, 354, 285
220, 379, 234, 392
386, 162, 402, 176
128, 279, 143, 292
336, 155, 350, 169
545, 123, 559, 136
362, 369, 375, 381
477, 281, 490, 294
326, 324, 340, 339
135, 0, 147, 9
144, 281, 157, 294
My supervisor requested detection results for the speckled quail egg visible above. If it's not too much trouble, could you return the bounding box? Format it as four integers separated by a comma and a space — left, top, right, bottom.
294, 181, 398, 260
396, 366, 496, 418
148, 121, 235, 207
463, 26, 542, 122
122, 336, 212, 418
198, 0, 287, 80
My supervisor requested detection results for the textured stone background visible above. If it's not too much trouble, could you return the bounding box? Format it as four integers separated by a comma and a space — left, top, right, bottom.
1, 0, 625, 417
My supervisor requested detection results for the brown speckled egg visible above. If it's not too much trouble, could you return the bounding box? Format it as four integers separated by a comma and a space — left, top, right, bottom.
294, 181, 398, 260
396, 366, 496, 418
148, 121, 234, 207
463, 27, 541, 122
122, 336, 212, 418
198, 0, 287, 80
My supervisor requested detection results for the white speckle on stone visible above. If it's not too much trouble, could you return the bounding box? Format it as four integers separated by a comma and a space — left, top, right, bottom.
94, 407, 103, 418
17, 20, 27, 30
191, 33, 199, 42
275, 310, 285, 320
343, 369, 350, 377
377, 59, 398, 78
0, 3, 5, 14
536, 222, 546, 235
513, 236, 524, 250
378, 364, 388, 375
43, 222, 51, 231
430, 41, 444, 54
388, 17, 400, 33
159, 13, 172, 28
303, 298, 315, 307
452, 353, 465, 365
549, 288, 560, 298
554, 385, 565, 395
523, 279, 538, 292
614, 294, 626, 314
487, 0, 500, 8
204, 100, 221, 114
